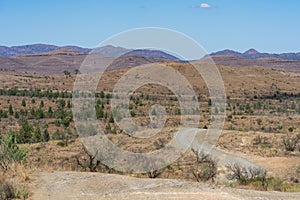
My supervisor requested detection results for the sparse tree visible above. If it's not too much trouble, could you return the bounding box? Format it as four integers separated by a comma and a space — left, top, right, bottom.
109, 115, 114, 123
16, 119, 34, 143
63, 70, 71, 77
8, 104, 13, 115
67, 100, 71, 109
21, 99, 26, 107
39, 100, 44, 108
74, 69, 80, 74
33, 126, 42, 143
43, 127, 50, 142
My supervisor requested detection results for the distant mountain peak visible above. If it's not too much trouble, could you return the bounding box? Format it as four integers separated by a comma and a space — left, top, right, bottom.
210, 49, 242, 57
92, 45, 131, 57
124, 49, 181, 61
243, 48, 260, 55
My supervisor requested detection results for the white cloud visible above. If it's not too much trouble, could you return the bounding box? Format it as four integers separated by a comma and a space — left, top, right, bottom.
192, 3, 213, 9
200, 3, 212, 8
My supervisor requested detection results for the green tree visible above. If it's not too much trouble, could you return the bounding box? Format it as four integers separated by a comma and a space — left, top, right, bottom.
8, 104, 13, 115
57, 99, 66, 109
35, 109, 44, 119
130, 110, 136, 117
39, 100, 44, 108
22, 99, 26, 107
33, 126, 42, 143
48, 106, 53, 117
96, 106, 104, 119
67, 100, 72, 109
43, 127, 50, 142
16, 120, 34, 144
288, 127, 294, 133
109, 115, 114, 123
100, 91, 105, 98
208, 99, 212, 106
14, 111, 19, 119
151, 108, 157, 116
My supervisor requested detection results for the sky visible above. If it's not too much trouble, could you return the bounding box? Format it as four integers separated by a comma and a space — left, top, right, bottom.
1, 0, 300, 53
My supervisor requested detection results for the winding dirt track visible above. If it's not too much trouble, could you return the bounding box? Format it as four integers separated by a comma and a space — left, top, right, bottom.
176, 128, 263, 170
30, 172, 300, 200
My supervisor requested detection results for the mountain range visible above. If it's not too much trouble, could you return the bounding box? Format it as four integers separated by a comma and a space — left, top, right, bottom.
0, 44, 91, 57
0, 44, 299, 75
0, 44, 181, 61
209, 48, 300, 60
0, 45, 182, 75
1, 44, 300, 61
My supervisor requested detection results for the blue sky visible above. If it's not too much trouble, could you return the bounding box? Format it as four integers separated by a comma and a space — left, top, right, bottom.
1, 0, 300, 53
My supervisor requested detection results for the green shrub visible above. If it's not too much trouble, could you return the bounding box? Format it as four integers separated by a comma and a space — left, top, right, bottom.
0, 130, 27, 171
52, 129, 63, 140
267, 177, 286, 191
57, 141, 68, 147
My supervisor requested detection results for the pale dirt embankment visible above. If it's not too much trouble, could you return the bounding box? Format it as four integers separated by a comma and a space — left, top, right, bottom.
29, 171, 300, 200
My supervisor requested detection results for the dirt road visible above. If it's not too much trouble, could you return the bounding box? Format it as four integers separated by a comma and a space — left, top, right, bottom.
30, 172, 299, 200
176, 128, 264, 170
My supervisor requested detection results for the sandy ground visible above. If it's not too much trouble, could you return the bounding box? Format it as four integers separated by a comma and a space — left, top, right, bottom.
29, 171, 300, 200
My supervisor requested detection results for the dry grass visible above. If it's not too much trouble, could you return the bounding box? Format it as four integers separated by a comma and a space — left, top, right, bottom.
0, 64, 299, 195
0, 164, 30, 199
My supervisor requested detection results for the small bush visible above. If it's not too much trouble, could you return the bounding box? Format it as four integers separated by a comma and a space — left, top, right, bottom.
282, 135, 299, 151
226, 163, 249, 185
76, 146, 102, 172
191, 149, 218, 182
147, 169, 162, 179
0, 177, 29, 200
56, 141, 68, 147
252, 135, 270, 147
226, 163, 267, 187
0, 178, 14, 199
267, 177, 287, 192
296, 164, 300, 174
